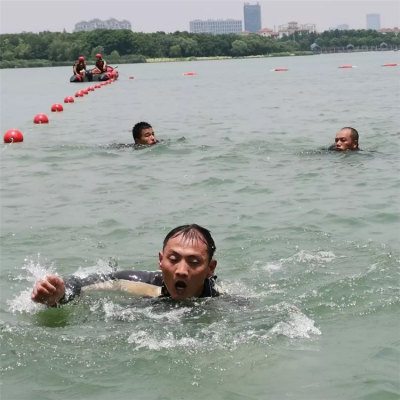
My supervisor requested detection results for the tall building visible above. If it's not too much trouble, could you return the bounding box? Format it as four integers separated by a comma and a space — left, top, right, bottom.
244, 3, 261, 33
337, 24, 350, 30
74, 18, 131, 32
189, 19, 242, 35
366, 14, 381, 30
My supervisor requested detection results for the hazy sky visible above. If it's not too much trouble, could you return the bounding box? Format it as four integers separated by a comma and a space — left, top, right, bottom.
1, 0, 399, 34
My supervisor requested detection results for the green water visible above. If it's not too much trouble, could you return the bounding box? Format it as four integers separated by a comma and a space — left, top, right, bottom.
1, 52, 399, 400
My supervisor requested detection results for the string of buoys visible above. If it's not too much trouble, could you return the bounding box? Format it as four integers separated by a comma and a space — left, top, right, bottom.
3, 74, 121, 143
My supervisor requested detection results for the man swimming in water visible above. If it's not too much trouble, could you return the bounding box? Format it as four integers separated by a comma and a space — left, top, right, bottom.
31, 224, 219, 306
133, 121, 158, 146
329, 127, 360, 151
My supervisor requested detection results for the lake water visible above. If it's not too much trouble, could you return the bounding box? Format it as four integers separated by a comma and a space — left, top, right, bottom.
1, 52, 399, 400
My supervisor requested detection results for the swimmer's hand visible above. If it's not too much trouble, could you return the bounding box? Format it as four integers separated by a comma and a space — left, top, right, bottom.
31, 275, 65, 306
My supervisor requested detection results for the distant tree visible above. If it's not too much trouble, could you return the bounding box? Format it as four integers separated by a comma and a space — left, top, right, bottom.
231, 40, 249, 57
169, 44, 181, 57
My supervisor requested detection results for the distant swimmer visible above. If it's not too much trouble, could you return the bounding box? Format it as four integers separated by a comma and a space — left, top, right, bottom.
105, 121, 160, 149
133, 121, 159, 146
329, 127, 360, 151
31, 224, 219, 306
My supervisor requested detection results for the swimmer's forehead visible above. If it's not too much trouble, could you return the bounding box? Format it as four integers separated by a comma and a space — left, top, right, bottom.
164, 232, 208, 252
336, 129, 351, 137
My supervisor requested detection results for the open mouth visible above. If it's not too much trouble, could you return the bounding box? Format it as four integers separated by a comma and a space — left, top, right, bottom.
175, 280, 187, 294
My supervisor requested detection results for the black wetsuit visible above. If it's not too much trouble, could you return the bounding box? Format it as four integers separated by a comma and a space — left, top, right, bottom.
59, 270, 219, 305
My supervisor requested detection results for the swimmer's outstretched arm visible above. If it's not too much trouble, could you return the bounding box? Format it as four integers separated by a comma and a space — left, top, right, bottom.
31, 271, 163, 306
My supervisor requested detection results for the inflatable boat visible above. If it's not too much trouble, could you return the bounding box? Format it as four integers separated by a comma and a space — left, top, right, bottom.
70, 66, 119, 83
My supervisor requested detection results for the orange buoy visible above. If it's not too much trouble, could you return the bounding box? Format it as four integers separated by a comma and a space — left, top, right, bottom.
129, 75, 134, 79
183, 72, 197, 76
382, 63, 398, 67
274, 68, 288, 71
51, 103, 64, 112
339, 65, 354, 68
4, 129, 23, 143
34, 114, 49, 124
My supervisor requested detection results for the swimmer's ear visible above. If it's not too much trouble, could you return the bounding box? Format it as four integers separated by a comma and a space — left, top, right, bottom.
158, 252, 163, 270
207, 260, 217, 278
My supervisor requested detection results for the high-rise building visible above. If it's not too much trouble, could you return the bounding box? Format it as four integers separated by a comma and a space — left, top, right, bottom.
337, 24, 350, 30
366, 14, 381, 30
244, 3, 261, 33
189, 19, 242, 35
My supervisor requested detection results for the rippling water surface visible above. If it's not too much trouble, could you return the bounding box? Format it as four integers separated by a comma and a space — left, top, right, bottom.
1, 52, 399, 400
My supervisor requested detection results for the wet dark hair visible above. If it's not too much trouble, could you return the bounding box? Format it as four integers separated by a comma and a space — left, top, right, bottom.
163, 224, 216, 262
341, 127, 359, 142
132, 122, 152, 142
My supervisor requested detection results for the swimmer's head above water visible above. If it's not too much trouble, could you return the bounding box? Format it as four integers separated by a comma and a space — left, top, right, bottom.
159, 224, 217, 300
334, 127, 359, 151
132, 122, 158, 146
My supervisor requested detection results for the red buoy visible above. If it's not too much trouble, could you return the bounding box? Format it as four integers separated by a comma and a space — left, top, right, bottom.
4, 129, 23, 143
129, 75, 134, 79
64, 96, 74, 103
274, 68, 288, 71
339, 65, 354, 68
75, 92, 81, 97
382, 63, 398, 67
183, 72, 197, 76
88, 87, 94, 91
33, 114, 49, 124
51, 103, 64, 112
94, 84, 101, 88
83, 89, 89, 94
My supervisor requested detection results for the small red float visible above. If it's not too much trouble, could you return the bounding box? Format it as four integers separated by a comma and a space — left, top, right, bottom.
88, 87, 94, 91
382, 63, 398, 67
83, 89, 89, 94
3, 129, 24, 143
51, 103, 64, 112
75, 92, 81, 97
33, 114, 49, 124
183, 72, 197, 76
339, 65, 354, 68
274, 68, 288, 71
64, 96, 75, 103
129, 75, 134, 79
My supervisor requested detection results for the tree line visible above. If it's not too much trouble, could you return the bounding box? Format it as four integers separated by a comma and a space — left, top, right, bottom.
1, 29, 398, 68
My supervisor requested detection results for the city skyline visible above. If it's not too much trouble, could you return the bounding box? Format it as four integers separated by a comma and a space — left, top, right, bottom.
1, 1, 399, 34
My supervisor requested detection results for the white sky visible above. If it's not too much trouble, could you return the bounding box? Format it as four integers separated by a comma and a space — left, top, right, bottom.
0, 0, 399, 34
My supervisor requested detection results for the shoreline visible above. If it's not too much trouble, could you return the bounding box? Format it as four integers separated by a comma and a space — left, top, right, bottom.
0, 52, 313, 70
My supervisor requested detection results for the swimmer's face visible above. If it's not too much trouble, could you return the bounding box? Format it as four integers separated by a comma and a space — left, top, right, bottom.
137, 128, 157, 145
335, 129, 358, 151
159, 233, 217, 300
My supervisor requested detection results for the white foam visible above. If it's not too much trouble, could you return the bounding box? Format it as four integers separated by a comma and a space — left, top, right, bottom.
268, 312, 321, 339
281, 250, 336, 264
7, 258, 55, 314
